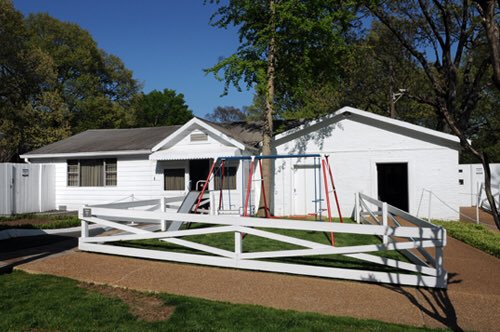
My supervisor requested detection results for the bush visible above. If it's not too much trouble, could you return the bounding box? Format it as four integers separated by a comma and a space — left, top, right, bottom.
433, 221, 500, 258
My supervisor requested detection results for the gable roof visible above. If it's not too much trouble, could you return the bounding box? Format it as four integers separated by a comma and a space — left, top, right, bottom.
21, 126, 182, 158
151, 117, 263, 152
274, 106, 460, 146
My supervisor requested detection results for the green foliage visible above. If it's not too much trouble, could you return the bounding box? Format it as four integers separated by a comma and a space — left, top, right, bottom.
0, 271, 439, 331
205, 0, 357, 117
134, 89, 193, 127
205, 106, 247, 123
433, 221, 500, 258
0, 1, 144, 161
0, 213, 79, 230
25, 13, 141, 133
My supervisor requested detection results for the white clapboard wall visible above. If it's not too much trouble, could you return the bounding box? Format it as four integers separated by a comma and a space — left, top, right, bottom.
0, 163, 56, 215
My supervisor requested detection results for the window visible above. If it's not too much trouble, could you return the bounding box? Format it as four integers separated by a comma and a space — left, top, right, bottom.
190, 133, 208, 142
214, 165, 237, 190
459, 179, 464, 185
164, 168, 185, 190
67, 159, 117, 187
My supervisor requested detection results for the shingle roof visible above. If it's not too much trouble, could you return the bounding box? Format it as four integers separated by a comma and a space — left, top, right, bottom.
25, 126, 182, 155
21, 117, 308, 157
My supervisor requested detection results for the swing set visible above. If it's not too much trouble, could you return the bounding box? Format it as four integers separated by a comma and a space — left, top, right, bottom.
193, 154, 343, 244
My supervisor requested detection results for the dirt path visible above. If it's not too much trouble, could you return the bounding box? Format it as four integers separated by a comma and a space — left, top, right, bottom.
14, 235, 499, 331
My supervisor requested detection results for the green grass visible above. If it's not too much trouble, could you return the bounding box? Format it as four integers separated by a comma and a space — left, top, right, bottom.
0, 213, 80, 230
119, 219, 409, 273
433, 221, 500, 258
0, 271, 442, 332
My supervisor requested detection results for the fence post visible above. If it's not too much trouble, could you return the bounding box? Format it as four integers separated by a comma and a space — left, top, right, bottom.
435, 227, 445, 287
38, 164, 43, 213
160, 197, 167, 231
382, 202, 388, 244
79, 205, 89, 238
354, 193, 360, 224
234, 231, 242, 265
427, 190, 432, 222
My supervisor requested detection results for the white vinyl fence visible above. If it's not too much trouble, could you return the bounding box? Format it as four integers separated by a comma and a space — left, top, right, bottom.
78, 193, 447, 288
0, 163, 56, 215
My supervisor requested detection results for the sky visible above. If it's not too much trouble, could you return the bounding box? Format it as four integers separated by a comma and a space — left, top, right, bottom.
13, 0, 254, 118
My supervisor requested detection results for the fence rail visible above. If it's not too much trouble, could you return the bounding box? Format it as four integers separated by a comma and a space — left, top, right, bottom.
79, 194, 447, 288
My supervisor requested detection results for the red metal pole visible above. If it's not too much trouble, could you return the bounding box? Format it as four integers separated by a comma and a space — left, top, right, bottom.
194, 159, 217, 213
258, 159, 270, 218
218, 160, 225, 210
321, 159, 334, 245
325, 156, 344, 223
243, 159, 254, 217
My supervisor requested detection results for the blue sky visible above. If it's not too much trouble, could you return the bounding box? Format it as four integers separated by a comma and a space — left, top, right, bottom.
13, 0, 254, 118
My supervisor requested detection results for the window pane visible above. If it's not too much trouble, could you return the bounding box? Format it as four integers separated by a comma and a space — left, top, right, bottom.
80, 159, 104, 186
105, 159, 117, 186
105, 159, 117, 172
68, 173, 79, 186
67, 160, 79, 186
164, 169, 185, 191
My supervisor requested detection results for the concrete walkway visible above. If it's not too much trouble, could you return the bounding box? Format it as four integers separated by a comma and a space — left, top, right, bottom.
13, 236, 500, 332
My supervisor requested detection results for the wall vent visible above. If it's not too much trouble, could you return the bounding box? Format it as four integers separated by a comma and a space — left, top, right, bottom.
190, 133, 208, 142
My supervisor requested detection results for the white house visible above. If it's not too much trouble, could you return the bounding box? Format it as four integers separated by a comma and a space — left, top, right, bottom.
458, 163, 500, 208
20, 106, 462, 220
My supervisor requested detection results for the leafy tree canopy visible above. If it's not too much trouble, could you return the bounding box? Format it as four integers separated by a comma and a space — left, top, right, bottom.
134, 89, 193, 127
205, 106, 247, 123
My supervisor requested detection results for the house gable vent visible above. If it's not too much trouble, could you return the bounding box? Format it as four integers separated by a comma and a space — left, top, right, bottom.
190, 133, 208, 142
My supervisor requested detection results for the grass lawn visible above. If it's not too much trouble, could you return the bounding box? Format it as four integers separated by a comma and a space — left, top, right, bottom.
0, 271, 443, 332
119, 219, 410, 273
0, 213, 80, 230
432, 221, 500, 258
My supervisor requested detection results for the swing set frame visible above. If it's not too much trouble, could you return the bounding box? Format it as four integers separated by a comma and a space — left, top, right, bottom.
192, 154, 344, 243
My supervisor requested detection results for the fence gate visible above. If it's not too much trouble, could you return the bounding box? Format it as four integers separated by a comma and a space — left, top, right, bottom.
0, 163, 56, 215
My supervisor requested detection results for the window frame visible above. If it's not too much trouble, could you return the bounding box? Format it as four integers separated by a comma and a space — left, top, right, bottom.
67, 158, 117, 187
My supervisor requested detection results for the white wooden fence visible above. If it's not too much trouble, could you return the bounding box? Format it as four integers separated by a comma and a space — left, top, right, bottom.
78, 193, 447, 288
0, 163, 56, 215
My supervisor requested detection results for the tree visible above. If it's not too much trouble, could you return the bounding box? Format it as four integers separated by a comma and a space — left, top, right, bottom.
205, 106, 247, 123
0, 0, 60, 161
25, 13, 141, 133
367, 0, 500, 228
206, 0, 356, 215
1, 2, 142, 160
134, 89, 193, 127
474, 1, 500, 89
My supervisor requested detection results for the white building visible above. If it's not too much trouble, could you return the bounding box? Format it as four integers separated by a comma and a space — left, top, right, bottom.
20, 107, 462, 220
458, 163, 500, 208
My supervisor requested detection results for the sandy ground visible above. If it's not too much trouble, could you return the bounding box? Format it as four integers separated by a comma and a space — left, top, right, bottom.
10, 234, 499, 332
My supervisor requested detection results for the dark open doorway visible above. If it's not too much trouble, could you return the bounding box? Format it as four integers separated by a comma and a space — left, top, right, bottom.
377, 163, 409, 211
189, 159, 211, 191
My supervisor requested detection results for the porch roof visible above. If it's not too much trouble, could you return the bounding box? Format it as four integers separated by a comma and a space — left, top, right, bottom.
150, 147, 241, 161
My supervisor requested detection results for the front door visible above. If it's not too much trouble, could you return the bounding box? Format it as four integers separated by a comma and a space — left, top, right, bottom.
189, 159, 211, 191
377, 163, 409, 211
293, 164, 320, 216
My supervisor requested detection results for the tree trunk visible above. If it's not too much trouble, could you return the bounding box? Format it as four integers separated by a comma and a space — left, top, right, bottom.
476, 0, 500, 90
478, 152, 500, 228
440, 107, 500, 228
258, 0, 276, 217
388, 64, 397, 118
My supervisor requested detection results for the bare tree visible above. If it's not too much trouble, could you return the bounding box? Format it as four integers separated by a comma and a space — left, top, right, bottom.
368, 0, 500, 228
